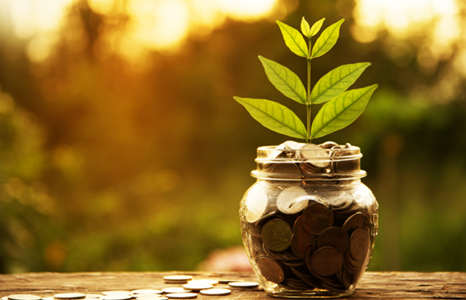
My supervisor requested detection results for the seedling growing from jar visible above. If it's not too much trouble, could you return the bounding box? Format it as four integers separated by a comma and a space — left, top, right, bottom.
234, 17, 378, 143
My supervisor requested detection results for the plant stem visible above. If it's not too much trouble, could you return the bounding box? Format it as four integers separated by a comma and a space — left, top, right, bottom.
306, 39, 312, 143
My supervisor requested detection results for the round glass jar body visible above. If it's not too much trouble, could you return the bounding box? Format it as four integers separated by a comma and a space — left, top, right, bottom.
239, 142, 378, 298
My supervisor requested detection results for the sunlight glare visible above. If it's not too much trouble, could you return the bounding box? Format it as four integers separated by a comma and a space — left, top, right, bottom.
353, 0, 460, 44
218, 0, 277, 21
127, 0, 189, 51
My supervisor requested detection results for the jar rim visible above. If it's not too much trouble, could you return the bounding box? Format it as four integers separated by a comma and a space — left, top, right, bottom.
252, 143, 366, 181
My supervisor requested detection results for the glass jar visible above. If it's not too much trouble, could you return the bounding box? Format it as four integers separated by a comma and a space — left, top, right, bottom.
239, 141, 378, 298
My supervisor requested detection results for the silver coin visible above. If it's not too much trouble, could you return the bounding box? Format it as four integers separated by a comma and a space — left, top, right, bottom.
165, 294, 197, 299
199, 289, 231, 296
131, 290, 162, 295
228, 281, 259, 288
9, 296, 42, 300
101, 292, 131, 297
244, 185, 268, 223
276, 186, 308, 214
135, 297, 163, 300
54, 294, 86, 300
100, 296, 132, 300
84, 295, 102, 299
181, 284, 212, 291
299, 143, 330, 168
187, 279, 218, 286
163, 275, 193, 282
161, 288, 189, 294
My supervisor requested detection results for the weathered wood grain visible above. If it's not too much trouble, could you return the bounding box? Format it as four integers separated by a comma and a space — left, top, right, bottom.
0, 272, 465, 299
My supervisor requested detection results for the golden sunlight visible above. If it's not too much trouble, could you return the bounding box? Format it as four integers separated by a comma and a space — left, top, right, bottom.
353, 0, 460, 46
5, 0, 279, 64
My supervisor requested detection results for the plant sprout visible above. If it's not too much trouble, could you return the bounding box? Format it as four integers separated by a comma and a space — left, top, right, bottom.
234, 17, 378, 143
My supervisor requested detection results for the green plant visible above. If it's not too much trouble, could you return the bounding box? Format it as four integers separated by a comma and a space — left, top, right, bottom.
234, 17, 378, 143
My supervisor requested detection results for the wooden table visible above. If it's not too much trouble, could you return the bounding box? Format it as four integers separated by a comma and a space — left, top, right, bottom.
1, 272, 465, 299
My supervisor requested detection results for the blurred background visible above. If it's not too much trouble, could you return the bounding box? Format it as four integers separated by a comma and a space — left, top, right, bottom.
1, 0, 466, 273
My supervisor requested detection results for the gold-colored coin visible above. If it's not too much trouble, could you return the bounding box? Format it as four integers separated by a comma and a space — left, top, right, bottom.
261, 218, 293, 252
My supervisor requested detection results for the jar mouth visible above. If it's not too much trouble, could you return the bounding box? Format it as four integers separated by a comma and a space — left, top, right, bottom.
252, 142, 366, 181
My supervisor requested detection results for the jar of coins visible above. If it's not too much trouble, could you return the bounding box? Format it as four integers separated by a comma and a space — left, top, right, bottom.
239, 141, 378, 298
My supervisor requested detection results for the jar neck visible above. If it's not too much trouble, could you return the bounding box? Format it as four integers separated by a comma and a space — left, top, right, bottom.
252, 142, 366, 182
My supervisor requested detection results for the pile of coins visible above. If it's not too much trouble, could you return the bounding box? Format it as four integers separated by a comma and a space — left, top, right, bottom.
242, 141, 378, 294
1, 276, 260, 300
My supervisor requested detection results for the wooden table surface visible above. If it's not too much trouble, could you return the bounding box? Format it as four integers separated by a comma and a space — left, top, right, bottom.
0, 272, 465, 299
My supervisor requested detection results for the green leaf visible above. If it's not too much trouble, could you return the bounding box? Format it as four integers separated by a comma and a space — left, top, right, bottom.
311, 19, 344, 58
310, 84, 378, 139
301, 17, 311, 38
311, 62, 371, 104
259, 56, 306, 104
233, 97, 307, 139
277, 20, 308, 58
310, 18, 325, 37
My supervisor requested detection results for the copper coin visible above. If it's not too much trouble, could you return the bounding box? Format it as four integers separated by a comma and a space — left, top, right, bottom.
317, 227, 349, 253
290, 235, 311, 259
302, 202, 334, 235
257, 257, 285, 284
348, 228, 370, 262
293, 216, 316, 245
309, 246, 344, 277
261, 218, 292, 252
342, 212, 366, 232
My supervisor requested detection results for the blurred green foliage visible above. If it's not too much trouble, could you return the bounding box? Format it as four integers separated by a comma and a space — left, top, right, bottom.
1, 0, 466, 273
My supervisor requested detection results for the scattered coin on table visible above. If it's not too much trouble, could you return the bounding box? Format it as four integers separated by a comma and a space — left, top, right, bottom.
54, 294, 86, 300
131, 290, 162, 295
161, 288, 190, 294
228, 281, 259, 288
181, 284, 212, 291
9, 295, 42, 300
199, 289, 231, 296
165, 293, 197, 299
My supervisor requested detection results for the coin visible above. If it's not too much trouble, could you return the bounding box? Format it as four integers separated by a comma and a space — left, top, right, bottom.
228, 281, 259, 288
132, 290, 162, 295
261, 218, 293, 252
84, 295, 102, 299
309, 246, 344, 277
301, 202, 334, 235
135, 296, 164, 300
187, 279, 218, 286
244, 185, 268, 223
293, 216, 316, 245
163, 275, 193, 283
257, 257, 285, 284
276, 186, 308, 214
342, 212, 366, 232
348, 228, 370, 262
319, 141, 339, 149
101, 292, 131, 297
199, 289, 231, 296
317, 227, 349, 253
161, 288, 190, 294
54, 294, 86, 300
299, 143, 330, 169
290, 235, 311, 259
165, 294, 197, 299
182, 283, 212, 291
9, 296, 42, 300
100, 296, 132, 300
